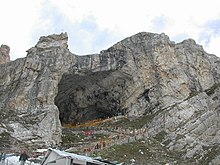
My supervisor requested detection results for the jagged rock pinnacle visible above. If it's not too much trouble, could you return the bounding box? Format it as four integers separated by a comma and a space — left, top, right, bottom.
0, 44, 10, 64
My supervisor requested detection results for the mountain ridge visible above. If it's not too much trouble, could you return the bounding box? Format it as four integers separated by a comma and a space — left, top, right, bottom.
0, 32, 220, 163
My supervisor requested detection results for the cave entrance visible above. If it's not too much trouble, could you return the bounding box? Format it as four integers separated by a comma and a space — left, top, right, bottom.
54, 70, 129, 125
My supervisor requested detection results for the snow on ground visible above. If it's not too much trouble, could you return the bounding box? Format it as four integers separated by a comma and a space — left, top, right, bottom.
4, 156, 41, 165
1, 148, 48, 165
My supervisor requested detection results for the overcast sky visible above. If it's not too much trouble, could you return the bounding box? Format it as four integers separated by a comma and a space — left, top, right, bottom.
0, 0, 220, 60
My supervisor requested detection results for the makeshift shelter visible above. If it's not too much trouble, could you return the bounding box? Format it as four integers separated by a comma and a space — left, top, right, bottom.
41, 148, 120, 165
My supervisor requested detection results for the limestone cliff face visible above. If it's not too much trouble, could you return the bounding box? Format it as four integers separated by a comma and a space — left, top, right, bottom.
0, 32, 220, 160
0, 33, 70, 147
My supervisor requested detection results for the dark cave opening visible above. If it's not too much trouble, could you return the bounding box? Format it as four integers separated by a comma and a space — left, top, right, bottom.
54, 71, 129, 125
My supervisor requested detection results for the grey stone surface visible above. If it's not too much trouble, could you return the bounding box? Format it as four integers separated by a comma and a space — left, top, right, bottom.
0, 44, 10, 64
0, 32, 219, 163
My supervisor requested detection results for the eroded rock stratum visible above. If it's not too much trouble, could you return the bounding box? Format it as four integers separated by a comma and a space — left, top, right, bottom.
0, 32, 220, 161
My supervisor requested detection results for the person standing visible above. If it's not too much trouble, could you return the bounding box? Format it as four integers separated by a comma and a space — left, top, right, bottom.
0, 153, 6, 164
0, 153, 2, 162
19, 150, 28, 165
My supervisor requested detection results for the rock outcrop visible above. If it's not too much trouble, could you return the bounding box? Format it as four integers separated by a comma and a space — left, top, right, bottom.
0, 44, 10, 64
0, 32, 220, 162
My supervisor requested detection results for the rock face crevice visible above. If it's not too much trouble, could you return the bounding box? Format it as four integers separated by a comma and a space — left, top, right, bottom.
0, 31, 220, 162
55, 70, 132, 124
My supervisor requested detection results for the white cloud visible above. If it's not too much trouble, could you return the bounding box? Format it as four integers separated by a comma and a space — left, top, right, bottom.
0, 0, 44, 60
0, 0, 220, 60
30, 1, 122, 55
205, 36, 220, 56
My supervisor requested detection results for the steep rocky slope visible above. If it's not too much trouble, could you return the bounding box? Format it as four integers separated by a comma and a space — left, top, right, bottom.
0, 32, 219, 163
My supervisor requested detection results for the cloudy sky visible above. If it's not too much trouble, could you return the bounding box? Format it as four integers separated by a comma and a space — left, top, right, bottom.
0, 0, 220, 60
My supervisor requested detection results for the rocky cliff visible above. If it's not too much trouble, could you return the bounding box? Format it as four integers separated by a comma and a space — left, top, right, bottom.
0, 32, 220, 162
